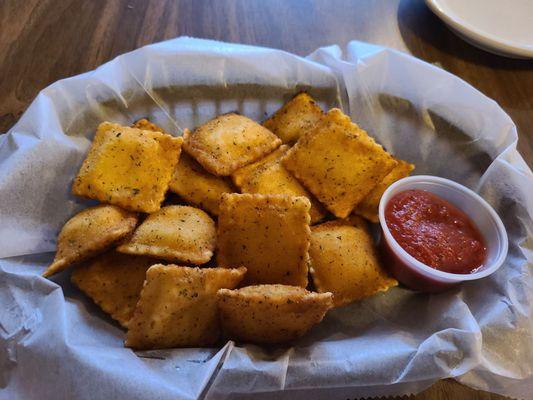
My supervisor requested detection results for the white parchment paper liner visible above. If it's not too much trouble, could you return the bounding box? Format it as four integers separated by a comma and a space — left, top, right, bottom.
0, 37, 531, 400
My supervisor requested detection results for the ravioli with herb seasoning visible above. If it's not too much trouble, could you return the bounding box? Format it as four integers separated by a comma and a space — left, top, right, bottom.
71, 251, 156, 327
183, 113, 281, 176
217, 284, 333, 344
118, 205, 216, 264
72, 122, 183, 213
232, 145, 327, 224
263, 92, 324, 144
125, 264, 246, 349
169, 153, 236, 216
217, 193, 311, 287
309, 217, 397, 307
43, 204, 138, 277
282, 108, 397, 218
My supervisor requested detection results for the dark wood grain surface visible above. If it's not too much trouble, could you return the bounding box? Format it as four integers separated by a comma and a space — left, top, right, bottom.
0, 1, 527, 399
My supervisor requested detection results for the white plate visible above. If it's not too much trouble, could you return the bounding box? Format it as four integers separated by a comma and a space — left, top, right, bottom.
426, 0, 533, 58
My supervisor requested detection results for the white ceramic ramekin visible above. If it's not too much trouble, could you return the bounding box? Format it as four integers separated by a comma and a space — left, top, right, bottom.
378, 175, 508, 292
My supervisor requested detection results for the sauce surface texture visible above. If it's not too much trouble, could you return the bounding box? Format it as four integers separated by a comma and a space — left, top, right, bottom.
385, 189, 486, 274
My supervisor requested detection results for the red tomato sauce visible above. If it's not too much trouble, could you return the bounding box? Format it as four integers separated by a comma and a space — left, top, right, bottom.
385, 189, 486, 274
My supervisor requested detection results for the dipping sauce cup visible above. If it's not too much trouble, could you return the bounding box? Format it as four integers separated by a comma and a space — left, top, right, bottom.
378, 175, 508, 293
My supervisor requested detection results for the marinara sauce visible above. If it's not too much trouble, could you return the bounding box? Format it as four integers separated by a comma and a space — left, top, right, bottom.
384, 189, 486, 274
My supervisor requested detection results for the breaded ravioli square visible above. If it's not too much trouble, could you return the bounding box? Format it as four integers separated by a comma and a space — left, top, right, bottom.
71, 251, 156, 327
117, 205, 216, 264
232, 145, 327, 224
183, 113, 281, 176
309, 217, 398, 307
125, 264, 246, 349
169, 153, 235, 216
355, 159, 414, 222
263, 92, 324, 143
43, 205, 138, 277
72, 122, 183, 213
217, 193, 311, 287
282, 108, 398, 218
217, 284, 333, 344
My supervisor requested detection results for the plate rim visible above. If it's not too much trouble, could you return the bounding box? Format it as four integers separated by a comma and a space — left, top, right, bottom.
425, 0, 533, 58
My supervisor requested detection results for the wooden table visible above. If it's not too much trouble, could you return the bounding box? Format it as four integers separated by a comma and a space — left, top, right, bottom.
0, 1, 528, 399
